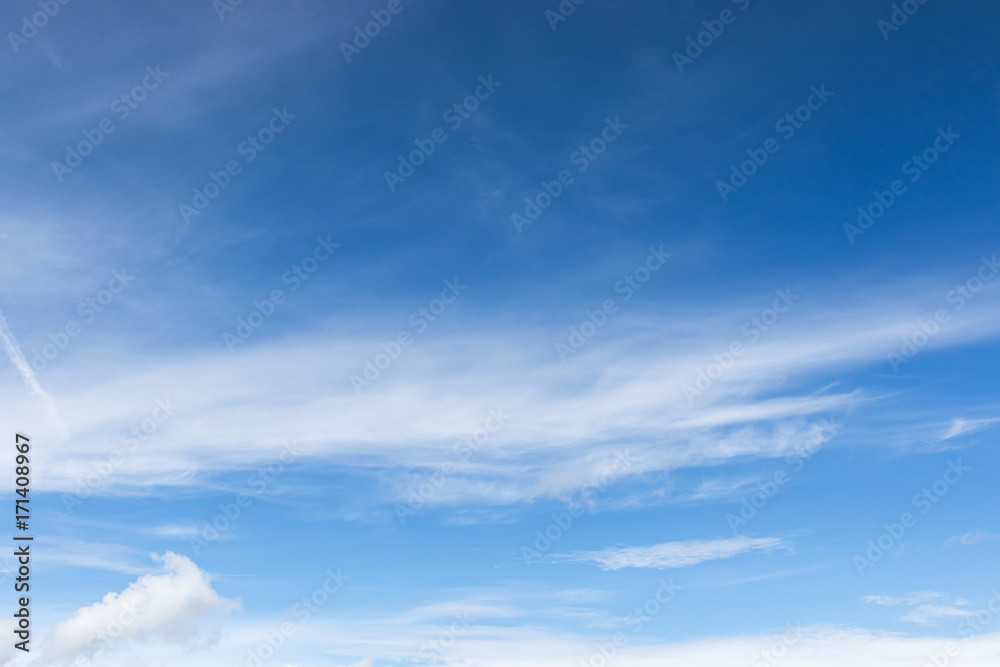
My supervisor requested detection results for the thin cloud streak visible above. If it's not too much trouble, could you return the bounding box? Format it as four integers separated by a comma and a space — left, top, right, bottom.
563, 536, 787, 570
0, 305, 68, 437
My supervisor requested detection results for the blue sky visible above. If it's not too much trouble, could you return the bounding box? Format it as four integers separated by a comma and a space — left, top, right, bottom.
1, 0, 1000, 665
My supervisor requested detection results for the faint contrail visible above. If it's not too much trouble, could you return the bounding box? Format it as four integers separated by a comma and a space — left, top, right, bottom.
0, 306, 69, 437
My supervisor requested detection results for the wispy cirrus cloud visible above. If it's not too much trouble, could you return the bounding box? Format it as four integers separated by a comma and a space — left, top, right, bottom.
5, 270, 1000, 511
35, 536, 152, 575
562, 536, 787, 570
0, 305, 68, 437
945, 530, 1000, 547
941, 417, 1000, 440
142, 615, 1000, 667
864, 592, 976, 625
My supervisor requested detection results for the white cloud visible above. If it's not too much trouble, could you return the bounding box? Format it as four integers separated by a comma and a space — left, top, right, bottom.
863, 592, 946, 606
27, 590, 1000, 667
902, 604, 976, 625
43, 552, 238, 661
240, 619, 1000, 667
35, 536, 150, 574
5, 276, 1000, 511
687, 477, 760, 501
148, 523, 207, 540
942, 417, 1000, 440
0, 305, 67, 437
563, 536, 787, 570
945, 530, 999, 547
0, 619, 17, 666
863, 591, 975, 625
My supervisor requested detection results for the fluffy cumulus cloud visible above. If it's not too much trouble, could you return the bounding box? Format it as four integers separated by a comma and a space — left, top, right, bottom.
562, 536, 786, 570
43, 552, 238, 662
